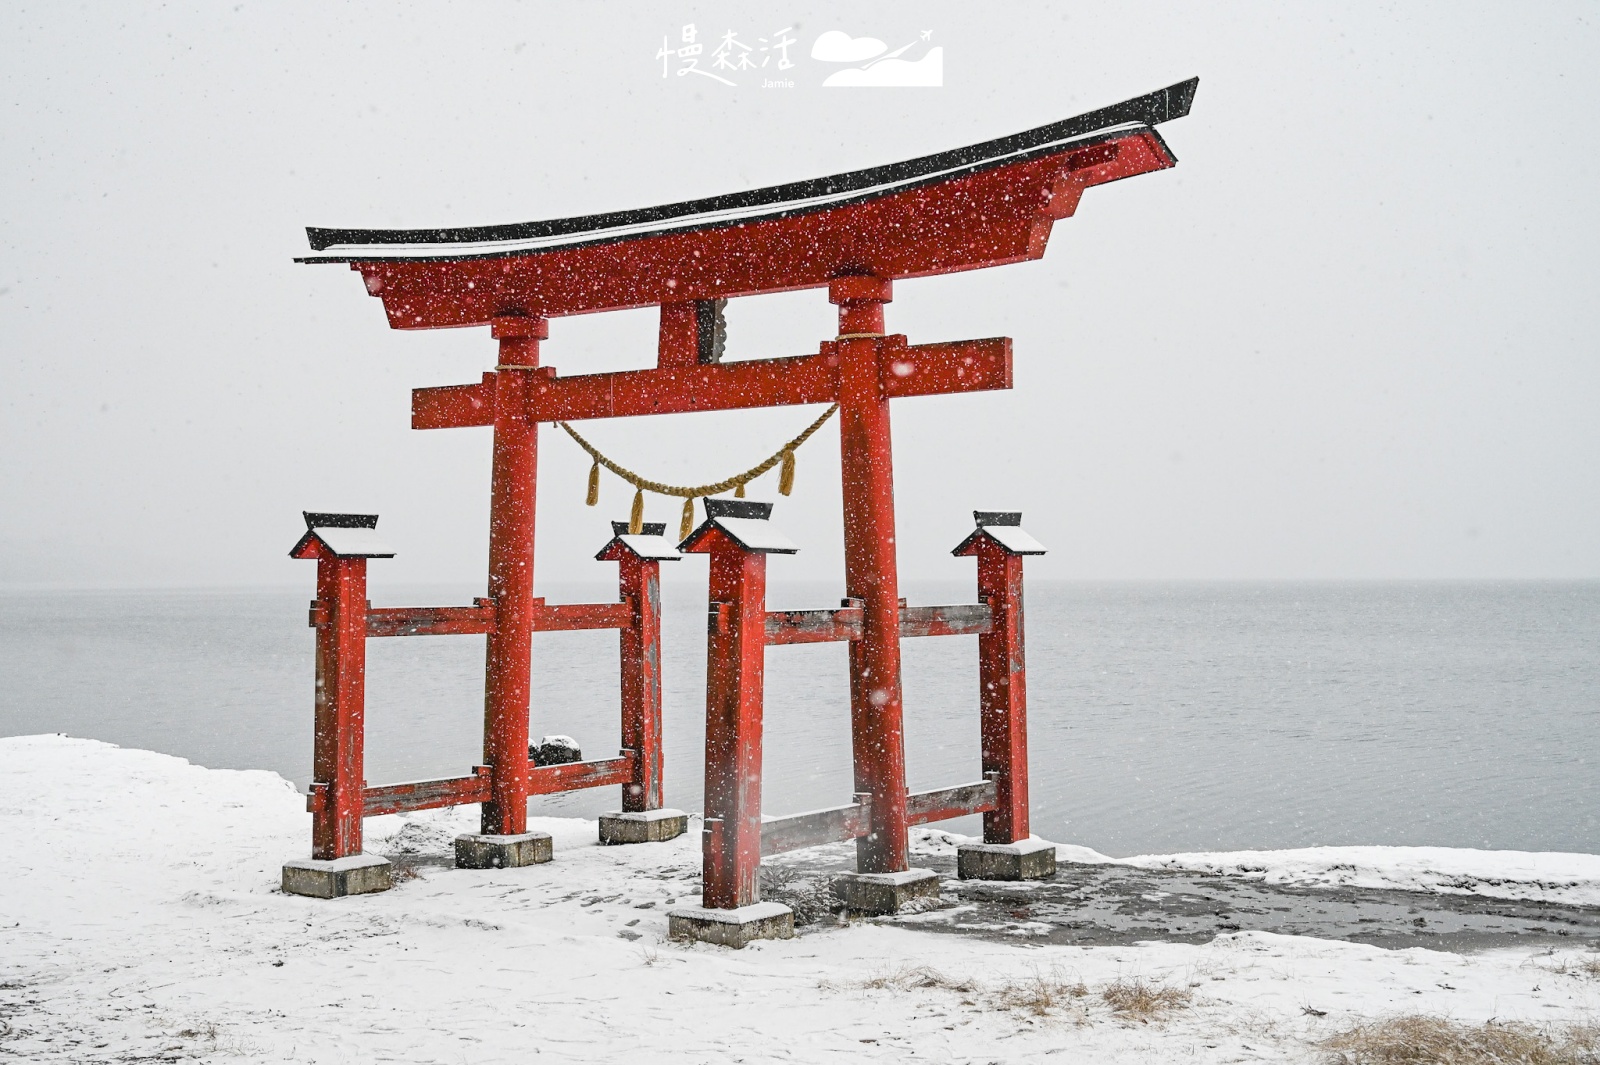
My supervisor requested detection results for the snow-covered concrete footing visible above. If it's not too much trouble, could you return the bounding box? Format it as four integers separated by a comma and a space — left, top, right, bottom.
831, 868, 941, 914
598, 808, 689, 845
281, 853, 392, 898
666, 901, 795, 948
453, 832, 553, 869
957, 838, 1058, 881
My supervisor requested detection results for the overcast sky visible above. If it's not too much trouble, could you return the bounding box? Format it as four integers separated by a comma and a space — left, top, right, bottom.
2, 2, 1596, 590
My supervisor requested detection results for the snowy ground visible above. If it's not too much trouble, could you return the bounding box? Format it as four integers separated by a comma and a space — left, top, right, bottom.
3, 735, 1598, 1064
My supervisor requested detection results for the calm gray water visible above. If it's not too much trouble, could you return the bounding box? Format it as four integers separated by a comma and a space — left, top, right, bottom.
2, 581, 1594, 857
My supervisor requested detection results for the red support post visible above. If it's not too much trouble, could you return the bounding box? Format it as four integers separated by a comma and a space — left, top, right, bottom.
311, 554, 369, 859
975, 546, 1030, 844
617, 550, 665, 812
481, 313, 547, 837
831, 274, 912, 875
698, 537, 769, 908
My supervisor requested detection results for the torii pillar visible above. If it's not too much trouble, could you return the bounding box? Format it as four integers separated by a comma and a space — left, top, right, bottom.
831, 275, 916, 880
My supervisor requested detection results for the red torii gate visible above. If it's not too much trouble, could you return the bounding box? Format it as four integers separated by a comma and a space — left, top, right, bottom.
280, 79, 1196, 932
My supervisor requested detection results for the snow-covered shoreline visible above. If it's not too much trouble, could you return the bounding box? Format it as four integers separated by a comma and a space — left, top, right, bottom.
4, 734, 1598, 1064
934, 838, 1600, 909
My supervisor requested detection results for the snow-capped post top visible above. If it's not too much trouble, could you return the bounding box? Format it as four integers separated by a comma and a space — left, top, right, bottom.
679, 498, 799, 555
289, 511, 396, 560
595, 520, 682, 562
951, 510, 1047, 557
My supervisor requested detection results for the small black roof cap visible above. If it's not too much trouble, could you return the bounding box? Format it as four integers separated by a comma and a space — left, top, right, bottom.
304, 512, 379, 530
704, 499, 773, 520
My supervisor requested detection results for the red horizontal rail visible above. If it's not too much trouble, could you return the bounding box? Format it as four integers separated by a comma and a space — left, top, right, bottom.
899, 603, 992, 638
761, 603, 993, 645
311, 755, 639, 818
527, 753, 636, 795
759, 798, 872, 857
530, 600, 632, 632
357, 770, 493, 817
765, 607, 864, 646
905, 780, 998, 825
366, 601, 497, 638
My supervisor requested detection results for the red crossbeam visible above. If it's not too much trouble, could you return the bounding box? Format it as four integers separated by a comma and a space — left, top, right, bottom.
759, 798, 872, 857
527, 753, 636, 795
331, 754, 637, 819
762, 603, 993, 645
529, 600, 631, 632
349, 598, 626, 638
764, 607, 864, 645
365, 602, 497, 637
899, 604, 992, 638
905, 780, 999, 825
413, 337, 1011, 429
756, 778, 999, 855
357, 770, 492, 817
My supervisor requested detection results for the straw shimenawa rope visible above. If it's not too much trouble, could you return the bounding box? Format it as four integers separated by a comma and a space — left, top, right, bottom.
557, 404, 838, 538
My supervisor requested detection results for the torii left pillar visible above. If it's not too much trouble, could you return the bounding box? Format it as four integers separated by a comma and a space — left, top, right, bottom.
461, 313, 552, 870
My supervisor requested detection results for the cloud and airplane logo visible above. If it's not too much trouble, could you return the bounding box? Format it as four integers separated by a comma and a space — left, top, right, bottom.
811, 29, 943, 87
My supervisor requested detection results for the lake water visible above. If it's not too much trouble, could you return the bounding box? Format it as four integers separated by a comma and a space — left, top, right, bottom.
2, 581, 1594, 857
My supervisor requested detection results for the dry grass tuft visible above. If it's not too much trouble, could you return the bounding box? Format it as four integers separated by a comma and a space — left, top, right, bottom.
1545, 956, 1600, 981
845, 965, 1197, 1025
1099, 977, 1193, 1022
989, 970, 1090, 1016
858, 965, 978, 994
1320, 1015, 1600, 1065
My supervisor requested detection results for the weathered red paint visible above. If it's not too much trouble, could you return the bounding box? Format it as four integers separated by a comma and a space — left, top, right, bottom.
685, 528, 769, 909
303, 549, 368, 860
527, 753, 637, 795
364, 600, 497, 638
342, 131, 1173, 329
973, 546, 1031, 843
906, 780, 1000, 826
600, 548, 667, 812
529, 599, 633, 632
359, 767, 491, 818
760, 796, 872, 857
763, 606, 865, 645
832, 276, 912, 875
480, 314, 545, 837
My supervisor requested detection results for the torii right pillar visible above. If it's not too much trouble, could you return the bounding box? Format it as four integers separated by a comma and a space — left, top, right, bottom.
953, 511, 1058, 882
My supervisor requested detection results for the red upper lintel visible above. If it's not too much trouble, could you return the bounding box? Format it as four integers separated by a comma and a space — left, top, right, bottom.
298, 79, 1196, 330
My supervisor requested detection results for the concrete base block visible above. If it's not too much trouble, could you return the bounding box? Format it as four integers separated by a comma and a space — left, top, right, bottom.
599, 808, 689, 845
453, 832, 553, 869
281, 854, 392, 899
831, 868, 941, 915
957, 838, 1059, 881
667, 902, 794, 948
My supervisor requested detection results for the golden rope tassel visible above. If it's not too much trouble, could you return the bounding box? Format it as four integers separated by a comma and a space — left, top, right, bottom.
554, 402, 837, 522
680, 497, 695, 542
778, 450, 796, 496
